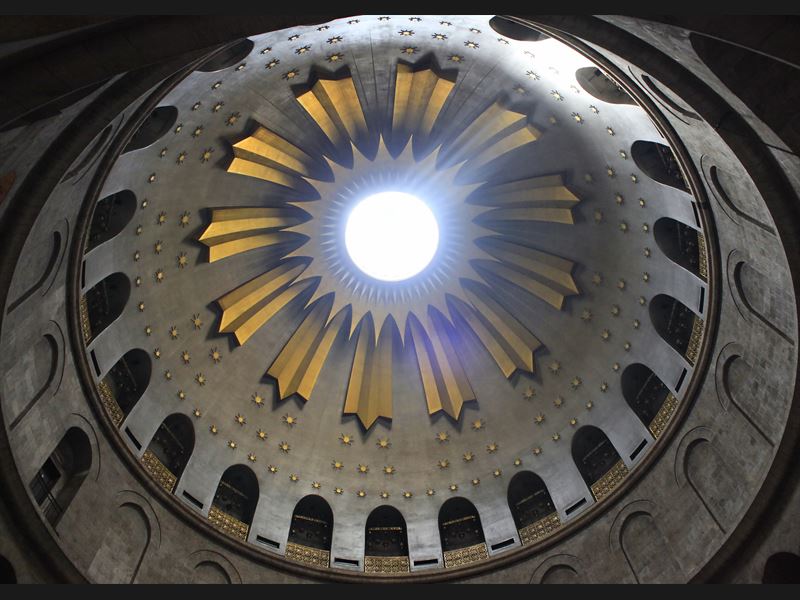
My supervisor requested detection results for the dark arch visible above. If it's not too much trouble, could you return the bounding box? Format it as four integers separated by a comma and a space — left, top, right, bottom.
144, 413, 195, 492
571, 426, 623, 489
631, 140, 689, 192
621, 363, 671, 430
489, 16, 549, 41
649, 294, 699, 360
104, 349, 151, 419
212, 465, 259, 531
575, 66, 636, 105
762, 552, 800, 584
86, 189, 136, 251
690, 33, 800, 154
654, 217, 703, 278
83, 272, 130, 342
0, 555, 15, 584
507, 471, 556, 531
287, 494, 334, 552
122, 106, 178, 153
365, 505, 408, 558
29, 427, 92, 527
197, 38, 254, 72
438, 497, 485, 553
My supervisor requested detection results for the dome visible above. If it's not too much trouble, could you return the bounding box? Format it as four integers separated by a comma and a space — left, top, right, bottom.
0, 14, 798, 584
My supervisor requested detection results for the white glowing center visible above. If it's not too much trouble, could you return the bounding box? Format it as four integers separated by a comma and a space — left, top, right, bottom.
345, 191, 439, 282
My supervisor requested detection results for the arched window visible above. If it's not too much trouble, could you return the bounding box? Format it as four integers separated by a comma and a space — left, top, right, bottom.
100, 349, 151, 425
507, 471, 559, 544
197, 39, 254, 72
123, 106, 178, 153
287, 495, 333, 552
209, 465, 259, 541
142, 413, 194, 493
489, 16, 549, 41
762, 552, 800, 584
649, 294, 701, 363
86, 190, 136, 251
438, 497, 488, 568
631, 140, 689, 192
29, 427, 91, 527
364, 505, 409, 573
575, 66, 636, 105
654, 217, 704, 279
571, 426, 627, 501
83, 272, 130, 342
621, 363, 674, 436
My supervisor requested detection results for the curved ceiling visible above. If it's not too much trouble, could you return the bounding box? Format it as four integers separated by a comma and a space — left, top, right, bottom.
78, 14, 711, 575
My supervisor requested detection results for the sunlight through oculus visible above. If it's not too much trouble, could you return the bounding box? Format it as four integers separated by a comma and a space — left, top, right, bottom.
345, 191, 439, 282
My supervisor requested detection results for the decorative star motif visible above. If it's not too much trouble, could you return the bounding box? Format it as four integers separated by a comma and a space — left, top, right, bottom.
327, 36, 342, 44
288, 34, 300, 41
268, 465, 278, 474
594, 209, 604, 223
532, 447, 542, 455
356, 490, 366, 498
164, 370, 172, 380
463, 451, 474, 462
607, 127, 616, 136
347, 18, 360, 24
227, 439, 236, 448
157, 211, 166, 225
176, 151, 187, 165
590, 105, 599, 114
332, 460, 344, 470
252, 392, 264, 406
486, 442, 499, 453
436, 432, 449, 443
600, 381, 609, 392
432, 33, 447, 40
327, 53, 344, 63
295, 45, 311, 55
535, 413, 545, 424
169, 325, 178, 339
174, 122, 183, 133
631, 174, 639, 183
551, 90, 564, 101
312, 481, 321, 489
235, 63, 245, 71
513, 84, 527, 95
600, 329, 610, 341
523, 386, 536, 400
572, 112, 584, 124
438, 459, 449, 469
402, 491, 413, 499
282, 414, 297, 427
619, 150, 628, 159
426, 488, 435, 496
383, 465, 395, 475
571, 376, 582, 390
334, 487, 343, 495
155, 269, 165, 283
144, 324, 151, 335
514, 458, 522, 466
493, 468, 502, 477
448, 54, 464, 62
201, 148, 214, 162
256, 429, 267, 440
266, 59, 280, 69
290, 473, 299, 482
581, 308, 592, 322
381, 490, 390, 499
464, 40, 479, 49
138, 302, 145, 312
235, 414, 246, 426
591, 273, 603, 286
400, 46, 417, 55
278, 441, 290, 453
549, 361, 561, 375
210, 347, 222, 363
211, 81, 221, 90
248, 453, 256, 462
526, 70, 540, 80
611, 304, 620, 316
226, 112, 240, 126
399, 29, 414, 36
472, 478, 480, 486
181, 350, 191, 364
209, 424, 217, 434
633, 319, 641, 328
191, 101, 201, 111
471, 418, 485, 430
615, 193, 625, 205
618, 279, 626, 290
376, 438, 391, 449
607, 166, 616, 177
378, 16, 391, 21
282, 69, 300, 80
159, 147, 167, 158
177, 252, 188, 268
192, 126, 203, 138
409, 16, 421, 22
469, 27, 481, 33
552, 433, 560, 441
153, 348, 161, 359
191, 314, 203, 329
449, 484, 458, 492
339, 433, 353, 446
569, 417, 578, 427
195, 373, 206, 386
623, 341, 632, 351
357, 464, 369, 474
554, 396, 563, 408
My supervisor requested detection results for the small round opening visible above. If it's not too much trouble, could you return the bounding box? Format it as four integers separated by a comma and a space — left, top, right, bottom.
345, 191, 439, 282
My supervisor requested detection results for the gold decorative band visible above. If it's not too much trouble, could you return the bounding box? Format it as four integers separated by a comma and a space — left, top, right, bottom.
590, 459, 629, 502
649, 392, 678, 439
518, 512, 562, 546
97, 378, 123, 427
208, 505, 249, 542
443, 542, 489, 569
364, 555, 410, 574
285, 541, 330, 568
140, 449, 177, 493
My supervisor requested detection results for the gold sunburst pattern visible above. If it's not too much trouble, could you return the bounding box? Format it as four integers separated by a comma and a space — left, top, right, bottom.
198, 63, 581, 429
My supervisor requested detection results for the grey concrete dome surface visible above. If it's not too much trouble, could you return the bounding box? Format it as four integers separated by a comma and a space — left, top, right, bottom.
0, 14, 799, 584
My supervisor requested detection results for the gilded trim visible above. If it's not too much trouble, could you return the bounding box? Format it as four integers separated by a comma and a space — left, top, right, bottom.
518, 512, 561, 545
590, 459, 629, 502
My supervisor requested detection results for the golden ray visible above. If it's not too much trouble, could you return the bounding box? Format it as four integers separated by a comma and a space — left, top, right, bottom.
392, 63, 456, 154
448, 279, 542, 378
471, 174, 579, 226
344, 316, 396, 429
408, 308, 475, 420
266, 296, 350, 401
231, 126, 321, 179
217, 261, 314, 345
198, 208, 305, 262
296, 76, 370, 155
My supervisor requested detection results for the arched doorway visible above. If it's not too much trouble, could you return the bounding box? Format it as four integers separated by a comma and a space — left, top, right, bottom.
99, 349, 151, 427
621, 363, 677, 438
649, 294, 702, 364
438, 497, 488, 569
209, 465, 259, 541
285, 495, 333, 568
142, 413, 194, 493
507, 471, 560, 545
364, 505, 409, 573
572, 426, 628, 502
